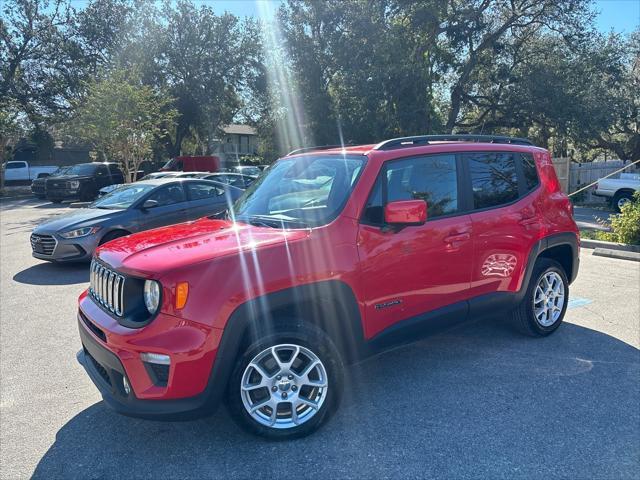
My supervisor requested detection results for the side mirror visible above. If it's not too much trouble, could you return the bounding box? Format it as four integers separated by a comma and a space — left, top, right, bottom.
384, 200, 427, 227
141, 199, 159, 210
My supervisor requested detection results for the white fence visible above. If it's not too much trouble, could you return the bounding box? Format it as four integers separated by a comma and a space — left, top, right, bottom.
552, 158, 639, 203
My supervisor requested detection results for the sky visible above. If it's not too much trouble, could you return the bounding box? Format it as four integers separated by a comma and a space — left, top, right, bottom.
201, 0, 639, 33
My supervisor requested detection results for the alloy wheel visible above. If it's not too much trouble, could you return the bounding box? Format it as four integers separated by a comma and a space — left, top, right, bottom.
240, 344, 328, 429
533, 271, 565, 327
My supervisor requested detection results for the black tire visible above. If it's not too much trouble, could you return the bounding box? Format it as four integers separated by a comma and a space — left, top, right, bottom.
511, 258, 569, 337
612, 191, 633, 213
98, 230, 129, 246
226, 322, 344, 440
79, 187, 95, 202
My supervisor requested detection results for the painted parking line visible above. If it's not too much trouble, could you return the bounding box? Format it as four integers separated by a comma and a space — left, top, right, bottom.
568, 297, 593, 309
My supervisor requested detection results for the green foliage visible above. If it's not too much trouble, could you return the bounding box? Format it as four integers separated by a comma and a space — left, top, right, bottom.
585, 192, 640, 245
607, 191, 640, 245
1, 0, 638, 164
67, 70, 177, 181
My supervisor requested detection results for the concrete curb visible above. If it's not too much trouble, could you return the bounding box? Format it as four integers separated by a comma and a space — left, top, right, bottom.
580, 238, 640, 253
592, 248, 640, 262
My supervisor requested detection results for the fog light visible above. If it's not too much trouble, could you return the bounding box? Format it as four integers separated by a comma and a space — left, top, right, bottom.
140, 352, 170, 365
122, 376, 131, 395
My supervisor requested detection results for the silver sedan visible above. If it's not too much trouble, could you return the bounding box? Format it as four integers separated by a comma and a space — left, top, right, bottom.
30, 178, 242, 262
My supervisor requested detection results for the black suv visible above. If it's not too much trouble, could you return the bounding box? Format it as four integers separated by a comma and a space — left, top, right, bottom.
45, 163, 124, 203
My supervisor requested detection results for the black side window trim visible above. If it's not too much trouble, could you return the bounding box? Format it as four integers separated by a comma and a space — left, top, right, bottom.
359, 152, 465, 227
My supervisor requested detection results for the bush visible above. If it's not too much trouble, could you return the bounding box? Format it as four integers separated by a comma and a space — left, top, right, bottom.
589, 191, 640, 245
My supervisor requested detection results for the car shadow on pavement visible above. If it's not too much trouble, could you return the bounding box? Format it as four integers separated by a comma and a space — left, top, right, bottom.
13, 262, 89, 285
32, 318, 639, 479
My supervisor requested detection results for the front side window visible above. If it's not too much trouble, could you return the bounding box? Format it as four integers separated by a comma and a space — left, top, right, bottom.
233, 155, 365, 227
146, 184, 186, 207
362, 154, 458, 224
467, 152, 519, 209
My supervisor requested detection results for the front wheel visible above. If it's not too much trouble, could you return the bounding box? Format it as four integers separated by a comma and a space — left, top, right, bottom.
512, 258, 569, 336
226, 324, 344, 439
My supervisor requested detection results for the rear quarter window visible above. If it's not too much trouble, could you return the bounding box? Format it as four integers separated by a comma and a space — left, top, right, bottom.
520, 153, 539, 191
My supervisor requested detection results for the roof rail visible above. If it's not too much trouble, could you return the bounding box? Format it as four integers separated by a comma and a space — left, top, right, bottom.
286, 144, 353, 156
374, 134, 534, 151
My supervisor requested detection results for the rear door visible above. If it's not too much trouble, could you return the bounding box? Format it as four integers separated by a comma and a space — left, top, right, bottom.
463, 151, 542, 303
357, 154, 473, 339
138, 183, 190, 229
184, 181, 233, 219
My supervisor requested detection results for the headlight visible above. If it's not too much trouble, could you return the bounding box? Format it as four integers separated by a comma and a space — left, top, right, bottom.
68, 180, 80, 189
143, 280, 161, 315
59, 226, 100, 239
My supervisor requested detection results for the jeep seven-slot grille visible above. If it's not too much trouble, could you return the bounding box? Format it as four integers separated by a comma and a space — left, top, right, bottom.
89, 260, 125, 316
30, 233, 57, 256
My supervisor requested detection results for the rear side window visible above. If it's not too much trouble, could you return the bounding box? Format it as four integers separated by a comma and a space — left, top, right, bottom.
467, 152, 519, 209
520, 153, 539, 191
186, 182, 224, 200
147, 184, 186, 206
362, 154, 458, 223
6, 162, 27, 169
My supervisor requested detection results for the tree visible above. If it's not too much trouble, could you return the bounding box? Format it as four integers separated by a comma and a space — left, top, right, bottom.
67, 70, 177, 182
0, 0, 131, 127
121, 0, 263, 157
0, 100, 25, 193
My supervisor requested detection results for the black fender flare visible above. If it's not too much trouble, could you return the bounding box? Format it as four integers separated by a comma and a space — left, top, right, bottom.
517, 232, 579, 302
202, 280, 365, 411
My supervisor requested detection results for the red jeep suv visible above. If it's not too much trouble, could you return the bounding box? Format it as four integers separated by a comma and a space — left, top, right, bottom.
77, 135, 579, 439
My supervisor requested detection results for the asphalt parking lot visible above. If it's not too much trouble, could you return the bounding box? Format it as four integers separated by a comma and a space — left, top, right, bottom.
1, 198, 639, 479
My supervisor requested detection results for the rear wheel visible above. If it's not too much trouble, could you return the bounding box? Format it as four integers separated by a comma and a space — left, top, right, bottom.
512, 258, 568, 336
613, 191, 633, 213
227, 324, 343, 439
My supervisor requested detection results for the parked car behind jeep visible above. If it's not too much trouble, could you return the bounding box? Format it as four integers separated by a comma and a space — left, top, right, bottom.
45, 162, 124, 203
594, 172, 640, 212
31, 166, 71, 199
31, 178, 242, 262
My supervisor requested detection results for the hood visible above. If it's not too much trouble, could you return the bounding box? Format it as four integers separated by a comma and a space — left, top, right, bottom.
45, 175, 93, 185
96, 218, 310, 276
33, 208, 122, 234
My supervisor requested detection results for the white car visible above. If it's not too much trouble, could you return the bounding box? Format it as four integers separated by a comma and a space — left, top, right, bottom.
594, 173, 640, 212
3, 161, 58, 182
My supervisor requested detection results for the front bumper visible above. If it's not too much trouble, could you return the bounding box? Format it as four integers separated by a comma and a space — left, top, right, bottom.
76, 294, 223, 419
46, 187, 79, 201
30, 231, 97, 262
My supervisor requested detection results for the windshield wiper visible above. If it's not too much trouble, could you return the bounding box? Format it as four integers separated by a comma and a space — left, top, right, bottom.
238, 214, 309, 229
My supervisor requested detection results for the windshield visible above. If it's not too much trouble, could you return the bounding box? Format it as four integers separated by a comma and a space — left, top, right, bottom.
232, 155, 365, 227
50, 166, 71, 177
67, 164, 98, 176
91, 183, 156, 209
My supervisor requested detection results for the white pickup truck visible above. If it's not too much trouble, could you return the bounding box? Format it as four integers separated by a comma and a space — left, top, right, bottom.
2, 161, 58, 183
594, 172, 640, 212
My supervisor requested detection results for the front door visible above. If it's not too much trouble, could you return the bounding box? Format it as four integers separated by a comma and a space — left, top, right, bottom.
357, 154, 473, 339
139, 183, 189, 229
